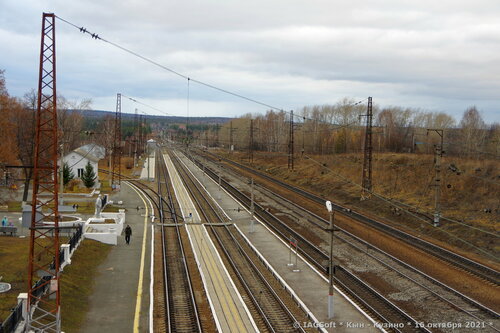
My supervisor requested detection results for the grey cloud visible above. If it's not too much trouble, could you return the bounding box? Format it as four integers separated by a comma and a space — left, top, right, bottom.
1, 0, 499, 123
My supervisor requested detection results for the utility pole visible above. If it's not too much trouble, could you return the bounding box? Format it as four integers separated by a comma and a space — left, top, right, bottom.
229, 121, 233, 154
205, 129, 209, 149
216, 123, 220, 147
139, 114, 144, 156
326, 201, 335, 319
111, 93, 122, 189
250, 178, 255, 233
302, 116, 306, 157
228, 121, 238, 154
361, 97, 373, 200
427, 129, 444, 227
288, 110, 294, 170
147, 143, 150, 181
217, 164, 222, 200
28, 13, 61, 332
249, 119, 254, 163
134, 109, 138, 167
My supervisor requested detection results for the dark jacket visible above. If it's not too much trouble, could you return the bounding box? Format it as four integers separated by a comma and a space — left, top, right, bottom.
125, 226, 132, 236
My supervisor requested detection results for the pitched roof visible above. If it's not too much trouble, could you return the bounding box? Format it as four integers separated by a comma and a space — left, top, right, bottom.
72, 148, 101, 163
78, 144, 106, 159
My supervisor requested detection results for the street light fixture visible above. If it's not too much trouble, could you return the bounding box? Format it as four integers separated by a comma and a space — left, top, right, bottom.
326, 200, 334, 319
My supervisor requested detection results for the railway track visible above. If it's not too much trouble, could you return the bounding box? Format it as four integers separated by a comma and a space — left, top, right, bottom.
156, 152, 203, 333
178, 149, 431, 333
250, 177, 500, 331
101, 162, 204, 332
196, 150, 500, 286
170, 151, 313, 332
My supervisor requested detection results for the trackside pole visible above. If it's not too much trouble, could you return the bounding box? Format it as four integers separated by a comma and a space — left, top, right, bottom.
250, 178, 255, 233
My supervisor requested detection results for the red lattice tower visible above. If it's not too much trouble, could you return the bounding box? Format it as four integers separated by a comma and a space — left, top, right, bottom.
111, 93, 122, 188
27, 13, 61, 332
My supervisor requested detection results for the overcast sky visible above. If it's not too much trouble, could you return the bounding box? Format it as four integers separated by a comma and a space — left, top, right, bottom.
1, 0, 499, 122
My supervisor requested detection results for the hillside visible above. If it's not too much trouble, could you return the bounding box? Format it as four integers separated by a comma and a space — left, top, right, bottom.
218, 149, 499, 263
74, 109, 231, 125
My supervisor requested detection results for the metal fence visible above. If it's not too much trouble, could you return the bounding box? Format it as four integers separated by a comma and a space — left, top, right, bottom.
0, 225, 84, 332
69, 225, 83, 252
0, 302, 22, 333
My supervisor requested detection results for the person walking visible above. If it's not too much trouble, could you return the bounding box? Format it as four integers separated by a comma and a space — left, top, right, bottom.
124, 224, 132, 245
1, 216, 7, 226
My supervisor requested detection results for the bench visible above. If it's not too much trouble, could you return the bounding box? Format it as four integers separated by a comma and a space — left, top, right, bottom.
0, 226, 17, 236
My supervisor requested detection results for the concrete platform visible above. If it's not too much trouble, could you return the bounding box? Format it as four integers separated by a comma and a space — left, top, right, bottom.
164, 153, 258, 333
175, 150, 381, 332
140, 152, 155, 180
80, 182, 152, 333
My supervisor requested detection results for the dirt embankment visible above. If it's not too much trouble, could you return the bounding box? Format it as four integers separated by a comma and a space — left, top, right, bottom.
216, 150, 499, 266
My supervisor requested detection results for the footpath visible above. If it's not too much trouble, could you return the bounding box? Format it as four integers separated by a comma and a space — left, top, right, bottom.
80, 181, 152, 333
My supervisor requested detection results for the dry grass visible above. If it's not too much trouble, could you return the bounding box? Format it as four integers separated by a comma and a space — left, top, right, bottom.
0, 237, 111, 331
60, 240, 111, 332
219, 149, 499, 259
0, 237, 30, 321
65, 200, 96, 215
98, 157, 140, 179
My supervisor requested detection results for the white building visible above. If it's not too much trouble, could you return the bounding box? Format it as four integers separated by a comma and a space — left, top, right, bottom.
147, 139, 157, 151
63, 145, 104, 184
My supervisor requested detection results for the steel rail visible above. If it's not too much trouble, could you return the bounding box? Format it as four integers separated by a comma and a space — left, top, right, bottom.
254, 180, 500, 321
182, 150, 430, 333
170, 151, 307, 333
197, 150, 500, 285
157, 151, 202, 333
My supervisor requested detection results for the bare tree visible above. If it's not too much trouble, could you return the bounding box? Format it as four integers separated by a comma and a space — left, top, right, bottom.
459, 106, 486, 157
14, 89, 37, 201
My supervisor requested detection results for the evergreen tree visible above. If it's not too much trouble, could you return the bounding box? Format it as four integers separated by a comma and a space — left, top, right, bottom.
81, 161, 96, 188
63, 163, 74, 185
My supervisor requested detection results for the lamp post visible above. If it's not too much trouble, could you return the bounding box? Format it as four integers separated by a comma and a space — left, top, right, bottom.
326, 200, 334, 318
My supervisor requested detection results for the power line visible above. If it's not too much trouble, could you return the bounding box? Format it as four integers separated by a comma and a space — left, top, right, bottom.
55, 15, 368, 124
121, 94, 178, 117
55, 16, 286, 111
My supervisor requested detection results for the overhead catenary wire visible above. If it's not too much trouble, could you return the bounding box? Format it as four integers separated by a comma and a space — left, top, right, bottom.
55, 15, 367, 126
57, 16, 498, 247
121, 94, 178, 117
